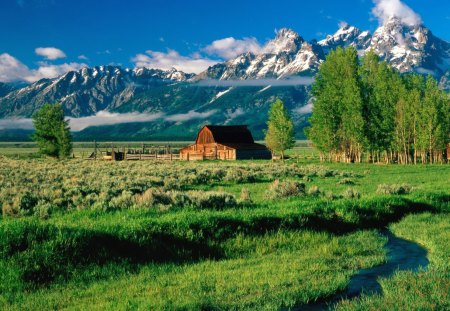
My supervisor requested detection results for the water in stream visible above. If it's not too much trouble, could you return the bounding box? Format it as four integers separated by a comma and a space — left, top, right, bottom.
294, 229, 429, 310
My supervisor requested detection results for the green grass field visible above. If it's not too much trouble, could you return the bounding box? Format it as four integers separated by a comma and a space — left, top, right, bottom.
0, 144, 448, 310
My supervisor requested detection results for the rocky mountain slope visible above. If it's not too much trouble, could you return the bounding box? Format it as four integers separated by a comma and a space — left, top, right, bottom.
0, 66, 194, 118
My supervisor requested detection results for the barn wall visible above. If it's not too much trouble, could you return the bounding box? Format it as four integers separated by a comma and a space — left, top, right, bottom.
236, 149, 272, 160
180, 143, 236, 161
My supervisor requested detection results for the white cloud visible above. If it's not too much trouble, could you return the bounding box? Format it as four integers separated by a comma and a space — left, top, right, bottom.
132, 49, 218, 74
0, 53, 31, 83
338, 21, 349, 28
78, 54, 89, 60
0, 110, 217, 131
372, 0, 422, 26
0, 117, 33, 130
203, 37, 262, 59
296, 102, 313, 114
0, 111, 163, 131
225, 108, 245, 119
415, 67, 436, 76
68, 111, 163, 131
165, 110, 216, 122
35, 47, 66, 60
0, 53, 86, 83
197, 76, 314, 87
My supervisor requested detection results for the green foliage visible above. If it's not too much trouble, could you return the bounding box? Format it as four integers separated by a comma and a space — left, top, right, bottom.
32, 103, 72, 159
265, 99, 295, 159
308, 47, 365, 162
308, 47, 450, 164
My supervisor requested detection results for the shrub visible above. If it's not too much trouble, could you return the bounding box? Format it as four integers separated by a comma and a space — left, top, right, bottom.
307, 185, 321, 197
324, 191, 338, 201
266, 180, 305, 199
108, 191, 134, 210
168, 191, 192, 207
316, 168, 334, 178
188, 191, 238, 210
240, 188, 252, 203
34, 201, 53, 219
224, 169, 257, 183
163, 177, 180, 191
18, 192, 39, 216
338, 178, 355, 185
303, 176, 312, 182
342, 187, 361, 199
135, 189, 172, 208
377, 184, 412, 195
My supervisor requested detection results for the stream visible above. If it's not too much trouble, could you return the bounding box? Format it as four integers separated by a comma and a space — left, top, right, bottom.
294, 229, 429, 310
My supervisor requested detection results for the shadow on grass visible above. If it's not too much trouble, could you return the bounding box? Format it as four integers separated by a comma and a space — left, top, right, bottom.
0, 193, 445, 290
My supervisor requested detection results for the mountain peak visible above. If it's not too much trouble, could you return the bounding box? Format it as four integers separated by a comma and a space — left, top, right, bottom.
263, 28, 303, 54
275, 28, 300, 40
318, 24, 364, 51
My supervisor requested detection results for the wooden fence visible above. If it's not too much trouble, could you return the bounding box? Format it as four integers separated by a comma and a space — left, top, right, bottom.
86, 141, 181, 161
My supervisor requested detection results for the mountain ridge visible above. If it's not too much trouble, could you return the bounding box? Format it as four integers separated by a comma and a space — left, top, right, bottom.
0, 16, 449, 140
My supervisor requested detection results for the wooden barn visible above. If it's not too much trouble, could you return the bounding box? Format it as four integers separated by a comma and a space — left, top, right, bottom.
180, 125, 271, 160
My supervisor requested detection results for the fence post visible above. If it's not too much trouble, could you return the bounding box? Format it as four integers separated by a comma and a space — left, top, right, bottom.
112, 144, 115, 161
94, 140, 97, 160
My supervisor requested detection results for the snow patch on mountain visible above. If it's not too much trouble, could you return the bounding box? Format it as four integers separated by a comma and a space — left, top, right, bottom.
209, 87, 233, 103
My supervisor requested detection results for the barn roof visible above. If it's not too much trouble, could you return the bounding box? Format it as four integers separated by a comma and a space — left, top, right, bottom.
200, 125, 255, 144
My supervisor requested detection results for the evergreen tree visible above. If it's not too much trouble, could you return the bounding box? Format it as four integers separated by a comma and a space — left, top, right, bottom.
265, 99, 295, 160
32, 104, 72, 159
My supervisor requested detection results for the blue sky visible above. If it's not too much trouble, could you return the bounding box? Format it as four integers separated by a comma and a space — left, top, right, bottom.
0, 0, 449, 82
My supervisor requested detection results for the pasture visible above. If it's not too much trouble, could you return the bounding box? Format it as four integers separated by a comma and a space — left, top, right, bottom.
0, 147, 448, 310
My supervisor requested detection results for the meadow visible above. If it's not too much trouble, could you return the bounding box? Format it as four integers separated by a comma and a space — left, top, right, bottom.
0, 147, 448, 310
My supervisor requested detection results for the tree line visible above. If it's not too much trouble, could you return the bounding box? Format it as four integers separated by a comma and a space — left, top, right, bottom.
307, 47, 449, 164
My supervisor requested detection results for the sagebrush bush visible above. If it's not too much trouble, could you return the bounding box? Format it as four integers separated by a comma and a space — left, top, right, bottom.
338, 178, 355, 185
224, 169, 257, 183
377, 184, 412, 195
324, 191, 337, 201
108, 191, 134, 210
135, 189, 172, 208
240, 188, 252, 203
187, 191, 237, 210
342, 187, 361, 199
266, 180, 305, 199
307, 185, 321, 197
163, 177, 180, 191
0, 159, 362, 218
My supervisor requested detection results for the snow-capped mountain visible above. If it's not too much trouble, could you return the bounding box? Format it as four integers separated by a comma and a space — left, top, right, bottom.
0, 66, 194, 117
368, 16, 450, 74
0, 16, 449, 140
197, 18, 450, 81
318, 24, 371, 53
195, 28, 323, 80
